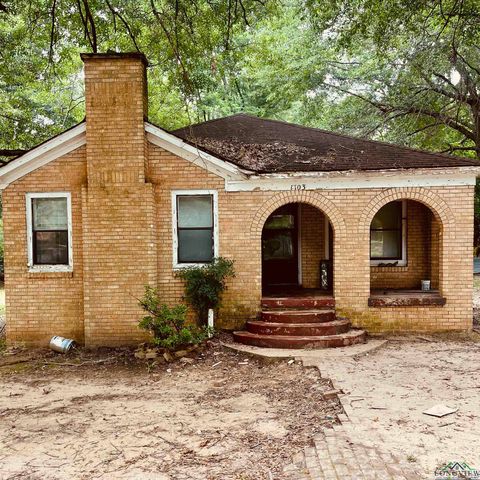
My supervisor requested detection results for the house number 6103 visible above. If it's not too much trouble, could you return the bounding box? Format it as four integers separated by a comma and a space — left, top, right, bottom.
290, 184, 306, 190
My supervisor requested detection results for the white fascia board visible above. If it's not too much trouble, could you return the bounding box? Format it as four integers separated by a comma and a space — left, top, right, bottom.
0, 123, 86, 189
145, 122, 249, 181
225, 166, 480, 192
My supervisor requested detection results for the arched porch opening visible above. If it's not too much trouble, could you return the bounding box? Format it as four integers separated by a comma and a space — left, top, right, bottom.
261, 202, 334, 296
369, 199, 444, 305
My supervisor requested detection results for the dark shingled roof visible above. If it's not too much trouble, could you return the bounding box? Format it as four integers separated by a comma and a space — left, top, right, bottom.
172, 113, 480, 173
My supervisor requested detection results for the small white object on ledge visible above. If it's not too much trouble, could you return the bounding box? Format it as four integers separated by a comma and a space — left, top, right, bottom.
421, 279, 431, 291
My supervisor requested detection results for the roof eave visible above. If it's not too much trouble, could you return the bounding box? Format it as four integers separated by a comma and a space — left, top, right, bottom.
145, 122, 251, 180
0, 123, 87, 189
247, 165, 480, 179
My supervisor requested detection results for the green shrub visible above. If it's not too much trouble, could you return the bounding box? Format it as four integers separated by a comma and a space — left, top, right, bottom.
176, 257, 235, 324
138, 286, 210, 351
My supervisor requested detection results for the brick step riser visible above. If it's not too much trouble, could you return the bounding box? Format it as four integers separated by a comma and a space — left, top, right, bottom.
261, 298, 335, 310
246, 321, 351, 336
261, 311, 336, 323
233, 331, 367, 349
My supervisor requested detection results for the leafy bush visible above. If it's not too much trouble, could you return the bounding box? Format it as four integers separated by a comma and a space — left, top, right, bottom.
138, 286, 210, 351
176, 257, 235, 324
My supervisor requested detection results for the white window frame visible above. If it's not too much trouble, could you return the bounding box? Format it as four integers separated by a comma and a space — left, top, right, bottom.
26, 192, 73, 272
171, 190, 219, 269
370, 200, 407, 267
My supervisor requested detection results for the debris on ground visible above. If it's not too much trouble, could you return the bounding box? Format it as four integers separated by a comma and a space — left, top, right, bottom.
422, 404, 458, 418
0, 337, 342, 480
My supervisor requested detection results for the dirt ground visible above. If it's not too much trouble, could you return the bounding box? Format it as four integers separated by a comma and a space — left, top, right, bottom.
473, 276, 480, 325
320, 335, 480, 477
1, 280, 479, 479
0, 341, 341, 480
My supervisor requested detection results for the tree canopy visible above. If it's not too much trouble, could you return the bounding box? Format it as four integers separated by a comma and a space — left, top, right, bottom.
0, 0, 479, 161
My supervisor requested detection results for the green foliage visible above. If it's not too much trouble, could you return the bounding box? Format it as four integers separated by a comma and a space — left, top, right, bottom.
0, 0, 273, 150
138, 286, 210, 351
176, 257, 235, 324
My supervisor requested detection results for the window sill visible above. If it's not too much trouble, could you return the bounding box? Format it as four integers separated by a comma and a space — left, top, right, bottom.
27, 266, 73, 279
368, 290, 446, 307
173, 262, 210, 270
371, 265, 408, 272
370, 260, 407, 267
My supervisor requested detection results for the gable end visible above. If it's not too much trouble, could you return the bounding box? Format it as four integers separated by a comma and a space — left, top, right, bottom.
0, 123, 86, 189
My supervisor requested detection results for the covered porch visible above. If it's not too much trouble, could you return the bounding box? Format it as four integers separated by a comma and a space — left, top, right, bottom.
368, 199, 445, 307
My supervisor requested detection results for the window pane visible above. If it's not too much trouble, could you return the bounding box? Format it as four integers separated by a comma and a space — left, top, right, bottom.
371, 202, 402, 230
371, 231, 401, 259
33, 198, 68, 230
178, 229, 213, 263
178, 196, 212, 228
34, 231, 68, 264
263, 232, 294, 260
264, 214, 295, 230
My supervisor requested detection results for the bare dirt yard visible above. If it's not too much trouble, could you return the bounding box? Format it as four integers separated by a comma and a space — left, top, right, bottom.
319, 334, 480, 477
473, 276, 480, 325
0, 341, 341, 480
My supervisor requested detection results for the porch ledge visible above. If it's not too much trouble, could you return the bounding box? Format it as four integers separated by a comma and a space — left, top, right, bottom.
368, 289, 446, 307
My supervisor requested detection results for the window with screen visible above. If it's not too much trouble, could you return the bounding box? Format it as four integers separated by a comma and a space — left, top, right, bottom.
27, 194, 71, 268
176, 194, 215, 264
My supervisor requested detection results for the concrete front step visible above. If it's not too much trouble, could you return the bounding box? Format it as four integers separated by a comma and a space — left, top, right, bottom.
262, 309, 336, 323
246, 319, 351, 336
261, 297, 335, 310
232, 329, 367, 349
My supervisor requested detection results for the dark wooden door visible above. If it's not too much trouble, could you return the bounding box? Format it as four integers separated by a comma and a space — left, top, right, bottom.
262, 205, 299, 288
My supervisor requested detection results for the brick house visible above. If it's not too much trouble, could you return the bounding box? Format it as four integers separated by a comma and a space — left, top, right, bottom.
1, 52, 479, 347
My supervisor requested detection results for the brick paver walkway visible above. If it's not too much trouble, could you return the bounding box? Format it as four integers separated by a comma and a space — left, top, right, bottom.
282, 351, 424, 480
283, 422, 422, 480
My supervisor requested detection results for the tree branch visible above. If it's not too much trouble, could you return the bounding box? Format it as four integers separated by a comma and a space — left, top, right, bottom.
48, 0, 57, 62
105, 0, 140, 51
0, 149, 26, 157
323, 80, 476, 142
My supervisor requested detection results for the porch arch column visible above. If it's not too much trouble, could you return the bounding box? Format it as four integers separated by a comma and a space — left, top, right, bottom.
332, 214, 370, 314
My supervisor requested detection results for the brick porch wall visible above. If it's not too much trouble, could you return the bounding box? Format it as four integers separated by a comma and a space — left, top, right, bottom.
300, 204, 326, 289
147, 145, 474, 334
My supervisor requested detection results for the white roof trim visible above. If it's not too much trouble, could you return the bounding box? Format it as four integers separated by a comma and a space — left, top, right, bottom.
0, 123, 86, 189
225, 167, 480, 191
145, 122, 249, 180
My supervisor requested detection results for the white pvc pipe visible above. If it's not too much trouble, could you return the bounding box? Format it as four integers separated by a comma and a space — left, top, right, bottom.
208, 309, 214, 337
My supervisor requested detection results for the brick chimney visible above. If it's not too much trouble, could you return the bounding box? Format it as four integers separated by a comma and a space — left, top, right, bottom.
81, 52, 148, 185
80, 52, 156, 347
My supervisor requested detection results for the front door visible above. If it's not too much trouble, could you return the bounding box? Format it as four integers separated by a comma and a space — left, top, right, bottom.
262, 204, 299, 289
